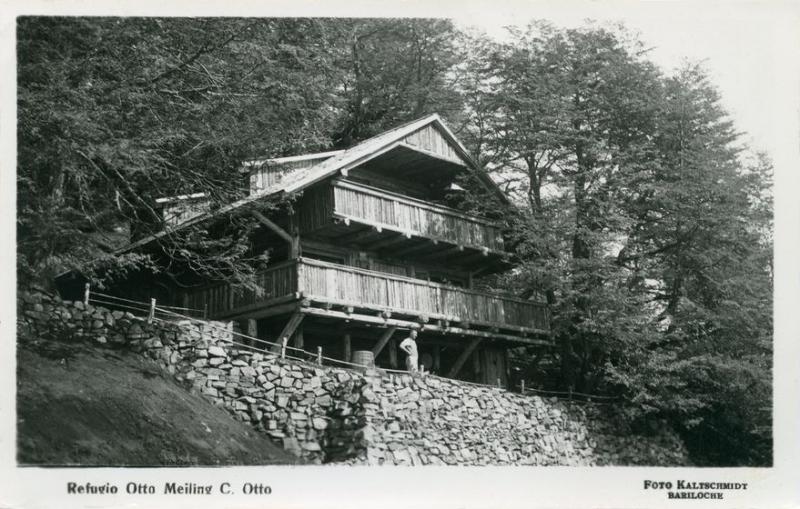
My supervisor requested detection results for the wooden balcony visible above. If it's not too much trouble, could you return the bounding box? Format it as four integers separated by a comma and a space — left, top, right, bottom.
185, 258, 549, 341
299, 179, 505, 259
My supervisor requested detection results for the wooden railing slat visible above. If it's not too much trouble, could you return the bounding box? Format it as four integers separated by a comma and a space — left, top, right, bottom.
186, 257, 548, 332
332, 180, 503, 251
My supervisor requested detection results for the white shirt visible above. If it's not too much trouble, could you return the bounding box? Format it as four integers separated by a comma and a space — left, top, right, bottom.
399, 337, 418, 359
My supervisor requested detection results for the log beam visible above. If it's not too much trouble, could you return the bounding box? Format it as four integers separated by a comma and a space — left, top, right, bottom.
389, 338, 398, 368
271, 312, 304, 353
247, 318, 258, 347
252, 210, 292, 244
298, 306, 552, 346
343, 332, 351, 362
372, 327, 397, 357
252, 210, 299, 258
294, 322, 304, 349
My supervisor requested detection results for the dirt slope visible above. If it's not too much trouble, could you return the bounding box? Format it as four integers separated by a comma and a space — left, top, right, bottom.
17, 340, 300, 466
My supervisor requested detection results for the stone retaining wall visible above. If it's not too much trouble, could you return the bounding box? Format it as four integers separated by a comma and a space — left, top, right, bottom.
17, 290, 689, 466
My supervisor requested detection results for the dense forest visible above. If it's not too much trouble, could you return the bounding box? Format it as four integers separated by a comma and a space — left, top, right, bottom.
17, 17, 773, 466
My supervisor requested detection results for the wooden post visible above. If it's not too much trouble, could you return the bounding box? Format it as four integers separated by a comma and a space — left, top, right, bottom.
83, 283, 90, 306
496, 378, 501, 388
287, 206, 301, 259
294, 323, 304, 350
521, 380, 525, 394
247, 319, 258, 348
504, 347, 511, 384
148, 298, 156, 323
388, 338, 398, 369
203, 303, 208, 320
446, 338, 482, 378
317, 346, 323, 366
280, 336, 287, 359
343, 333, 351, 363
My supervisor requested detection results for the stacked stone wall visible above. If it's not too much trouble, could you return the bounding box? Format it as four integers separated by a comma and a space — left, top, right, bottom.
17, 290, 689, 466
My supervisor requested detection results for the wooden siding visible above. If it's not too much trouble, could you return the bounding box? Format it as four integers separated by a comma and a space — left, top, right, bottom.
249, 158, 325, 195
162, 199, 210, 226
299, 238, 470, 284
297, 184, 334, 233
299, 258, 547, 332
331, 179, 503, 251
185, 261, 298, 318
401, 124, 465, 164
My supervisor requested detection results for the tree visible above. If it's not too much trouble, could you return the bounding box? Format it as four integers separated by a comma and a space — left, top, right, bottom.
17, 17, 344, 288
460, 24, 772, 465
612, 65, 773, 465
329, 18, 465, 145
466, 22, 664, 393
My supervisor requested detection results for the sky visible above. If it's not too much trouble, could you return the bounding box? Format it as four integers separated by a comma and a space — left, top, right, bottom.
450, 1, 800, 161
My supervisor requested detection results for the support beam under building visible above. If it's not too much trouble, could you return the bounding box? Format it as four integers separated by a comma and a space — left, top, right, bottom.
372, 327, 397, 357
294, 322, 304, 350
343, 332, 351, 363
389, 338, 398, 368
271, 311, 304, 353
299, 306, 552, 346
447, 338, 482, 378
252, 210, 300, 259
247, 318, 258, 347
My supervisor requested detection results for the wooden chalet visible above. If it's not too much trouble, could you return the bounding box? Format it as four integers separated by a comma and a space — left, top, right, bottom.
80, 115, 551, 386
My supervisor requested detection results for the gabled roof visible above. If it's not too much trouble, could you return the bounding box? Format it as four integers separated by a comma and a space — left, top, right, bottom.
265, 114, 492, 194
119, 114, 507, 253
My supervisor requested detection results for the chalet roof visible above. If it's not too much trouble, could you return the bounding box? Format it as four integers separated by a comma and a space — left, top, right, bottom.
119, 114, 506, 253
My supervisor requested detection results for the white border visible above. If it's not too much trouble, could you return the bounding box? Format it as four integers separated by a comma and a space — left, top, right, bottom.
1, 2, 798, 508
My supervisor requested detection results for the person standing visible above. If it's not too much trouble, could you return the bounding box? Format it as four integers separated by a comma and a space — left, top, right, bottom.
399, 329, 419, 374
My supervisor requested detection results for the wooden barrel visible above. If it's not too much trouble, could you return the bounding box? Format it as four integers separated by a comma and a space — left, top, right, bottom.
351, 350, 375, 368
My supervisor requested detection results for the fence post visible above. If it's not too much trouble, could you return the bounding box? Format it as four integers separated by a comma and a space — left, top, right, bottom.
520, 380, 525, 394
83, 283, 90, 306
148, 298, 156, 324
280, 336, 287, 359
202, 303, 208, 320
317, 346, 323, 366
496, 378, 501, 388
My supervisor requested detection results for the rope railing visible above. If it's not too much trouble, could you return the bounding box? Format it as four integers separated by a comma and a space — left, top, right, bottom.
88, 296, 151, 314
88, 289, 206, 317
520, 385, 619, 403
155, 302, 206, 313
153, 304, 380, 371
85, 285, 379, 371
87, 297, 181, 324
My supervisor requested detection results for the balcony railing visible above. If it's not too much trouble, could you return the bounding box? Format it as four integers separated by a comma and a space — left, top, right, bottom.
185, 258, 548, 334
331, 179, 504, 251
